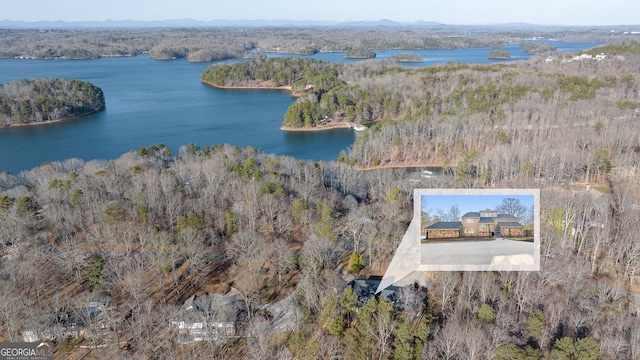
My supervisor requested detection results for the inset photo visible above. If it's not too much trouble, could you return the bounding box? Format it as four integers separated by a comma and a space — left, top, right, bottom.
417, 189, 539, 271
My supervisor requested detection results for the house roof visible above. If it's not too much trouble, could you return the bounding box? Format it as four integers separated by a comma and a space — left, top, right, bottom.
183, 295, 195, 311
21, 305, 110, 337
462, 212, 480, 218
349, 279, 399, 307
426, 221, 462, 230
497, 214, 517, 218
497, 222, 524, 227
479, 217, 495, 223
173, 292, 240, 325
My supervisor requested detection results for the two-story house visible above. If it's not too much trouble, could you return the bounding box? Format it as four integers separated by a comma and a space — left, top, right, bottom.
171, 291, 239, 344
425, 208, 524, 239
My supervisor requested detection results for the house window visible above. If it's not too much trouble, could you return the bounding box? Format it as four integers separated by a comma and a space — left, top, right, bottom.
465, 219, 474, 223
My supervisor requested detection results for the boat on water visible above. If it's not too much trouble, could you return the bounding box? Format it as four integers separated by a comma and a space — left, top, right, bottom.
353, 124, 367, 132
421, 170, 433, 178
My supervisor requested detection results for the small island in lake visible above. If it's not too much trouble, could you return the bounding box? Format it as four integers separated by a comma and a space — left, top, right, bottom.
521, 41, 557, 54
488, 49, 511, 59
0, 78, 105, 127
391, 51, 423, 62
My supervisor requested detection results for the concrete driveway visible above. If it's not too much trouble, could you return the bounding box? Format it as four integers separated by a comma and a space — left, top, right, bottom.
419, 238, 536, 271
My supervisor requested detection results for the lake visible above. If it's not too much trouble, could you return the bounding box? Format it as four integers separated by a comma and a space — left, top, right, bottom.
0, 41, 601, 174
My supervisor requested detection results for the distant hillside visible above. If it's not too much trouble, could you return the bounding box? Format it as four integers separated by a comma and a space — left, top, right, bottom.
0, 18, 446, 29
4, 18, 635, 30
0, 19, 349, 29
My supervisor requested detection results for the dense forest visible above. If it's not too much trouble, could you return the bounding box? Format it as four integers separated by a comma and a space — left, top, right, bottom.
3, 29, 640, 358
0, 78, 105, 126
1, 128, 640, 359
341, 43, 640, 182
201, 57, 342, 92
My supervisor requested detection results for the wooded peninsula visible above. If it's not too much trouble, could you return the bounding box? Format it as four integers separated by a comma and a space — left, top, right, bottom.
0, 78, 105, 126
202, 40, 640, 154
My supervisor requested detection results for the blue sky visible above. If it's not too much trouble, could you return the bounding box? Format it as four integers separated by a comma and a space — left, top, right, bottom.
3, 0, 639, 26
420, 194, 534, 220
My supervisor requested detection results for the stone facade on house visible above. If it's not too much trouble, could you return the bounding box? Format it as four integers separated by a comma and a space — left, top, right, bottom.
424, 222, 462, 239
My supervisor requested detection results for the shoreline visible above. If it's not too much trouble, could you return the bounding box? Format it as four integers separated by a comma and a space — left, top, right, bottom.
280, 122, 350, 132
281, 119, 383, 132
6, 54, 134, 60
358, 162, 445, 171
201, 80, 292, 91
201, 80, 308, 97
2, 107, 104, 128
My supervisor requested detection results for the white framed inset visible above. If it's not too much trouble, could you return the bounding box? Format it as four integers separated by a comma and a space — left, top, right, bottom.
377, 188, 540, 293
417, 188, 540, 271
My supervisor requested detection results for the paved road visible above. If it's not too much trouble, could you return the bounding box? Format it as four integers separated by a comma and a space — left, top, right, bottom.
419, 238, 535, 270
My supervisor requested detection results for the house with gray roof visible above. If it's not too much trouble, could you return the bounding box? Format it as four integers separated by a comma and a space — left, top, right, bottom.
424, 222, 462, 239
425, 208, 524, 239
171, 291, 240, 344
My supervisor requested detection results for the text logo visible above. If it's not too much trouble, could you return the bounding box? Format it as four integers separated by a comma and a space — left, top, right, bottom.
0, 342, 53, 360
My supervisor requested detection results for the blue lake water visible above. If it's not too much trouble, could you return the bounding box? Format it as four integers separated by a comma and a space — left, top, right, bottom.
0, 41, 601, 174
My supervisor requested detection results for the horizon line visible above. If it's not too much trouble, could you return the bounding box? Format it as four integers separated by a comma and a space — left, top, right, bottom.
1, 18, 639, 28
